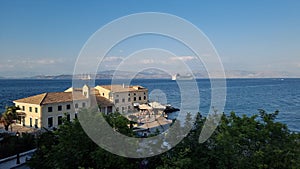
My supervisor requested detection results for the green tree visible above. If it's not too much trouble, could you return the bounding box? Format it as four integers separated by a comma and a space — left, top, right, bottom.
104, 112, 133, 136
156, 111, 300, 169
0, 106, 20, 131
0, 132, 36, 159
28, 109, 139, 169
189, 111, 300, 169
28, 109, 300, 169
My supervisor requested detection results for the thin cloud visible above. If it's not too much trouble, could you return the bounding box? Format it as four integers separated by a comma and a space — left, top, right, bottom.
36, 59, 56, 64
0, 57, 65, 71
140, 59, 155, 64
19, 58, 62, 65
103, 56, 123, 62
170, 56, 197, 61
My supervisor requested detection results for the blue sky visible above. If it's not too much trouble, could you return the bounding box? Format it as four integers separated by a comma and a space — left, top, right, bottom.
0, 0, 299, 77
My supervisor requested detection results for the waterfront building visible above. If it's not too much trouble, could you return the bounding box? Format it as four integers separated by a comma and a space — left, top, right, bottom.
13, 84, 148, 129
13, 85, 91, 129
95, 85, 148, 113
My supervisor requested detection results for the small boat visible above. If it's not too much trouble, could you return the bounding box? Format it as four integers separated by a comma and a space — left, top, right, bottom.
164, 105, 180, 113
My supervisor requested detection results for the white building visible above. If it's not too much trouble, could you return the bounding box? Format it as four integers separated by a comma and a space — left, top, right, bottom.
95, 85, 148, 113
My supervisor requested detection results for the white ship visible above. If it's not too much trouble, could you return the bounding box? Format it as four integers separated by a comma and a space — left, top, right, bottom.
75, 74, 91, 80
171, 73, 193, 80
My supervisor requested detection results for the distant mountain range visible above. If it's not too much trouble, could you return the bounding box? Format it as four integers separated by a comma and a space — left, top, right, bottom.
29, 69, 172, 79
2, 70, 298, 79
227, 70, 297, 78
28, 74, 73, 79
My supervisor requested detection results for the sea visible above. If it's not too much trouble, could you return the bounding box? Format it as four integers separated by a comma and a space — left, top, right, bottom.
0, 78, 299, 132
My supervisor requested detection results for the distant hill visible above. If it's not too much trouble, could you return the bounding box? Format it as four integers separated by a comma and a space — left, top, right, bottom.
27, 70, 299, 79
209, 70, 298, 78
29, 74, 73, 79
28, 69, 171, 79
94, 69, 171, 79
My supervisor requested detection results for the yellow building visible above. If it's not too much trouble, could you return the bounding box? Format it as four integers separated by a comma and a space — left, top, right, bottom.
13, 84, 148, 129
13, 91, 89, 129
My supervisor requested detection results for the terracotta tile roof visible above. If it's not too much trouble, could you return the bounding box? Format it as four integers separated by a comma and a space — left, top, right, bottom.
14, 93, 47, 105
95, 95, 114, 107
65, 87, 99, 95
14, 92, 87, 105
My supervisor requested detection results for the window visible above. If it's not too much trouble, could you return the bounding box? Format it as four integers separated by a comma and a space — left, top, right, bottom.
75, 103, 78, 109
82, 102, 86, 108
75, 113, 78, 119
67, 114, 70, 121
128, 106, 131, 110
48, 107, 53, 112
115, 99, 119, 103
128, 98, 131, 102
144, 96, 146, 100
48, 117, 53, 128
22, 106, 25, 111
102, 93, 105, 96
144, 92, 146, 95
29, 117, 32, 127
58, 105, 62, 111
139, 96, 141, 101
128, 93, 130, 96
58, 116, 63, 125
35, 107, 38, 113
29, 107, 32, 112
122, 98, 125, 103
116, 94, 119, 97
107, 106, 112, 113
134, 97, 136, 101
134, 93, 136, 96
22, 117, 25, 126
35, 119, 38, 128
122, 107, 125, 112
66, 104, 71, 110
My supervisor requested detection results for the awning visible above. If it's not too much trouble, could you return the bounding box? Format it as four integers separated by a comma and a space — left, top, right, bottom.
17, 111, 26, 117
149, 102, 166, 109
139, 104, 152, 110
133, 102, 140, 107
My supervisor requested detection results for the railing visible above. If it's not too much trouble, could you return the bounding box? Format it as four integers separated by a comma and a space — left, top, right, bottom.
0, 148, 36, 168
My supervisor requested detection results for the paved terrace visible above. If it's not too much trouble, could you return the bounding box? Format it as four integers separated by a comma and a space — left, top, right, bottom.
0, 124, 39, 134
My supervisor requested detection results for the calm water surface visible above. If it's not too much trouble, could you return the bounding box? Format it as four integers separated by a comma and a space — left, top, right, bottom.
0, 78, 299, 132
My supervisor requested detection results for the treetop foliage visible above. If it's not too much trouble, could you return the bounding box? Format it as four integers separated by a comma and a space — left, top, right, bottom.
28, 108, 300, 169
